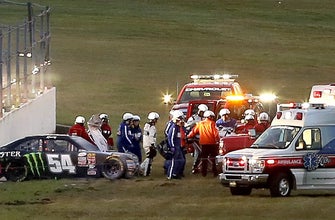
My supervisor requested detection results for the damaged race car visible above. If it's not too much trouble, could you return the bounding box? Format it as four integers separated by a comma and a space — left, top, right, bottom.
0, 134, 139, 182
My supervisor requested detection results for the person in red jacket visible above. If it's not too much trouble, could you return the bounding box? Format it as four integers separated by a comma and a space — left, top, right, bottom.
99, 113, 114, 149
187, 110, 220, 177
68, 116, 94, 144
255, 112, 271, 136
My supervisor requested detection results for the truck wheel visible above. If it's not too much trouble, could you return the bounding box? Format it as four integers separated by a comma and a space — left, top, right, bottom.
101, 157, 125, 180
230, 187, 252, 196
5, 162, 28, 182
269, 173, 291, 197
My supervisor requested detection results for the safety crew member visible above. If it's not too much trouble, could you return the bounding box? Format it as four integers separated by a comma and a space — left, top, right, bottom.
187, 110, 220, 177
116, 112, 134, 153
141, 112, 159, 176
99, 113, 114, 149
255, 112, 271, 136
167, 112, 186, 179
185, 104, 208, 174
216, 108, 237, 131
68, 116, 94, 144
130, 115, 143, 163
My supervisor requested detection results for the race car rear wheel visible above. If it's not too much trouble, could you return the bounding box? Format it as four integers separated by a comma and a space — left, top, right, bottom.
101, 157, 125, 180
230, 186, 252, 196
5, 162, 28, 182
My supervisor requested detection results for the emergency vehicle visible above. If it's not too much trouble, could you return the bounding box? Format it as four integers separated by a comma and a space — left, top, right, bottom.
171, 74, 264, 120
309, 83, 335, 105
219, 102, 335, 197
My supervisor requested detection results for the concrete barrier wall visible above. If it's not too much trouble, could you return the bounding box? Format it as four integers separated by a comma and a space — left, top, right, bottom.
0, 87, 56, 146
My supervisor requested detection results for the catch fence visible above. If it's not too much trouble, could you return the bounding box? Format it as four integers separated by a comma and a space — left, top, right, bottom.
0, 1, 51, 118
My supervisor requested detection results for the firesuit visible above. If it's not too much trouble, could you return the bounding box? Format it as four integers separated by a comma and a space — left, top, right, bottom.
141, 120, 158, 176
68, 123, 93, 144
101, 123, 114, 147
167, 121, 186, 179
116, 120, 133, 153
187, 115, 220, 177
130, 118, 143, 163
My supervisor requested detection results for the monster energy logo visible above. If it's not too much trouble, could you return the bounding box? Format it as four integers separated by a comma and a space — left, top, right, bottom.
24, 153, 46, 177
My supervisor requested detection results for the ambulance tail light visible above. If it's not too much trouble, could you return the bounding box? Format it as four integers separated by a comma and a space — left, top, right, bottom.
313, 91, 322, 98
295, 112, 303, 120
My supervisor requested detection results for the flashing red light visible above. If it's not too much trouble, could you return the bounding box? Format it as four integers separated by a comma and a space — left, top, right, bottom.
295, 112, 303, 120
276, 112, 282, 119
239, 159, 246, 166
313, 91, 322, 98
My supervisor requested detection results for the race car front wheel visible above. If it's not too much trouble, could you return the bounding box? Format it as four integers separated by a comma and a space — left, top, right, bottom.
101, 157, 125, 180
5, 162, 28, 182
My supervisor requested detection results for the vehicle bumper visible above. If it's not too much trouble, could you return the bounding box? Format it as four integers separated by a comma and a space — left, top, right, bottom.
219, 173, 269, 188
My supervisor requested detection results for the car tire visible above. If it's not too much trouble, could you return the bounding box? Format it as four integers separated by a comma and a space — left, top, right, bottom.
101, 156, 125, 180
230, 187, 252, 196
269, 173, 291, 197
5, 161, 28, 182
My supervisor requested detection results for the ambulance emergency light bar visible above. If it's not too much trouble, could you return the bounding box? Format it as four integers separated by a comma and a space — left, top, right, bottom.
190, 74, 238, 83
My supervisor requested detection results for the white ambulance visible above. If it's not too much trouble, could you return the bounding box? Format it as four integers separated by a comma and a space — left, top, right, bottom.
219, 102, 335, 197
309, 83, 335, 105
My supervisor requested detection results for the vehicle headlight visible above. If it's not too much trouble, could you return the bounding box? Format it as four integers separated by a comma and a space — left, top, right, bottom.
249, 158, 265, 173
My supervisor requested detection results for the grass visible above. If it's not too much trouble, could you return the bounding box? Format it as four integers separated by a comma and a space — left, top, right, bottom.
1, 0, 335, 219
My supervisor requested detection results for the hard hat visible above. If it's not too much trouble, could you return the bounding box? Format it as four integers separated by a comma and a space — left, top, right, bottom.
259, 112, 270, 121
203, 110, 215, 118
198, 104, 208, 112
122, 112, 133, 121
244, 109, 256, 116
133, 115, 141, 121
75, 116, 85, 124
148, 112, 158, 120
154, 112, 160, 119
245, 114, 254, 121
169, 110, 174, 116
99, 113, 109, 120
219, 108, 230, 116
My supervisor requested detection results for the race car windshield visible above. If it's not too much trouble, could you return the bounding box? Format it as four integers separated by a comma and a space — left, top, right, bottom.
251, 126, 300, 149
180, 87, 232, 103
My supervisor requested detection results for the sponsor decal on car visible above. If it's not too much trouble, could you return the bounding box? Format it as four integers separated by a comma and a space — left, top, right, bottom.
0, 151, 21, 158
24, 152, 46, 177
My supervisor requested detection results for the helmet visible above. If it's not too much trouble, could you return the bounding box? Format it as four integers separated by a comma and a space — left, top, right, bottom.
259, 112, 270, 121
122, 112, 133, 121
99, 113, 109, 121
133, 115, 141, 121
244, 109, 255, 116
75, 116, 85, 124
169, 110, 174, 116
219, 108, 230, 116
172, 110, 185, 122
198, 104, 208, 112
203, 110, 215, 118
245, 114, 254, 121
148, 112, 158, 120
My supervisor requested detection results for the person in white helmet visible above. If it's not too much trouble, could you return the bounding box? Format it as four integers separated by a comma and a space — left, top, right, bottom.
87, 114, 108, 152
235, 113, 257, 134
254, 112, 271, 135
187, 110, 220, 177
99, 113, 114, 149
68, 115, 93, 144
130, 115, 143, 163
185, 104, 208, 130
141, 112, 159, 176
216, 108, 237, 131
116, 112, 134, 153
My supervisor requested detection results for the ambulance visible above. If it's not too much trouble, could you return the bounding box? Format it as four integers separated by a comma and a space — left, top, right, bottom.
219, 102, 335, 197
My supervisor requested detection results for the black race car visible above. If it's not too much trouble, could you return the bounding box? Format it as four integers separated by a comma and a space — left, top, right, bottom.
0, 134, 139, 182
